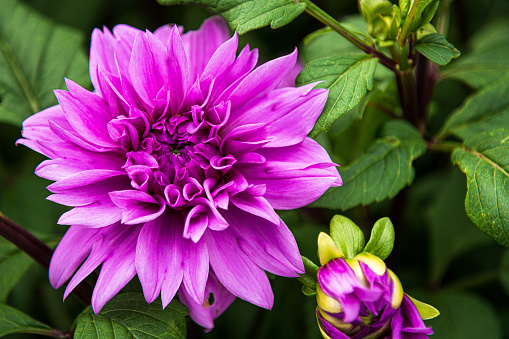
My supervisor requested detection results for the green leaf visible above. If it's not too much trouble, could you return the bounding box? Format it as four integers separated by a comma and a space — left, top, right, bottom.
312, 120, 426, 210
409, 0, 439, 32
0, 250, 33, 303
0, 0, 90, 126
415, 33, 460, 66
74, 293, 188, 339
451, 128, 509, 247
442, 20, 509, 89
0, 304, 54, 337
406, 294, 439, 320
438, 75, 509, 140
297, 54, 378, 137
422, 292, 502, 339
329, 215, 365, 259
301, 255, 319, 277
156, 0, 305, 34
364, 217, 395, 260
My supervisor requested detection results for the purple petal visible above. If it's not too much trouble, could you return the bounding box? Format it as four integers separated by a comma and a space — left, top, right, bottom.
227, 49, 298, 111
109, 190, 166, 224
167, 25, 189, 113
242, 138, 341, 209
230, 84, 328, 147
128, 31, 168, 106
91, 226, 140, 313
206, 228, 273, 309
181, 236, 209, 305
58, 196, 122, 227
223, 205, 304, 277
178, 270, 235, 330
182, 16, 230, 79
49, 226, 101, 288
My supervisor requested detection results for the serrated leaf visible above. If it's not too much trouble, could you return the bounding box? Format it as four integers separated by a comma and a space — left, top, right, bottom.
156, 0, 305, 34
0, 0, 90, 126
364, 217, 395, 260
297, 54, 378, 137
442, 20, 509, 89
74, 293, 188, 339
438, 77, 509, 140
0, 250, 33, 303
312, 120, 426, 210
451, 128, 509, 247
415, 33, 460, 66
0, 304, 53, 337
330, 215, 365, 259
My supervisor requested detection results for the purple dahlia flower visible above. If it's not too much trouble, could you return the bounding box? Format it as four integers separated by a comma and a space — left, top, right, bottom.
17, 17, 342, 328
316, 253, 433, 339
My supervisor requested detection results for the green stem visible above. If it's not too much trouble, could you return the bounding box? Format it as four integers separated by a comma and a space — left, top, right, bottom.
398, 0, 422, 46
298, 0, 398, 72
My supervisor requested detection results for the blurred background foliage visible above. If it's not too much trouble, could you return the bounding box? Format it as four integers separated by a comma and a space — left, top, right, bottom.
1, 0, 509, 338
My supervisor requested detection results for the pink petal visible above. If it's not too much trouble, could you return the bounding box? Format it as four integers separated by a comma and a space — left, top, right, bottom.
206, 228, 273, 309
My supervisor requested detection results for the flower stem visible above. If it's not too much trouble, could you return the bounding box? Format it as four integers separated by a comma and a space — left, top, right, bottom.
298, 0, 398, 72
398, 0, 422, 46
0, 213, 93, 306
427, 140, 462, 153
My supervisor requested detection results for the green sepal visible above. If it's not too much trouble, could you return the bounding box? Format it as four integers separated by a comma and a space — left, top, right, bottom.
406, 294, 440, 320
302, 285, 317, 297
330, 215, 365, 259
302, 255, 320, 277
363, 217, 395, 260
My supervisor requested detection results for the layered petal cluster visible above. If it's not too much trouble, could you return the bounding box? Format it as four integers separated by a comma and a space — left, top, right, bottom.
316, 253, 434, 339
18, 17, 342, 329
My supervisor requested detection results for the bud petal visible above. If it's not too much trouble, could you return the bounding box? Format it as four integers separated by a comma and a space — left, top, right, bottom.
387, 269, 404, 309
354, 252, 387, 276
318, 232, 343, 265
316, 285, 342, 314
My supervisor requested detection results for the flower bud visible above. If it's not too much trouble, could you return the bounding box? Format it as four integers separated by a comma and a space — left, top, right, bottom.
316, 254, 434, 338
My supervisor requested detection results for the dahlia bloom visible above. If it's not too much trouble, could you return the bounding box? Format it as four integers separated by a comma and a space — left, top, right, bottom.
316, 251, 434, 339
17, 17, 342, 328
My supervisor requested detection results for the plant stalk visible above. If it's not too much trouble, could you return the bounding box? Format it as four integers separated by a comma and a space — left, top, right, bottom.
298, 0, 398, 72
0, 213, 93, 306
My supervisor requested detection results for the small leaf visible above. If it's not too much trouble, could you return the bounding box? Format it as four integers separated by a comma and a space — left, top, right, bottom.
438, 76, 509, 140
297, 54, 378, 137
74, 293, 188, 339
156, 0, 305, 34
0, 0, 90, 126
312, 120, 426, 210
301, 255, 319, 277
0, 304, 53, 337
302, 285, 316, 296
0, 250, 34, 303
415, 33, 460, 66
364, 217, 395, 260
451, 128, 509, 247
329, 215, 365, 259
406, 294, 440, 320
409, 0, 439, 32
